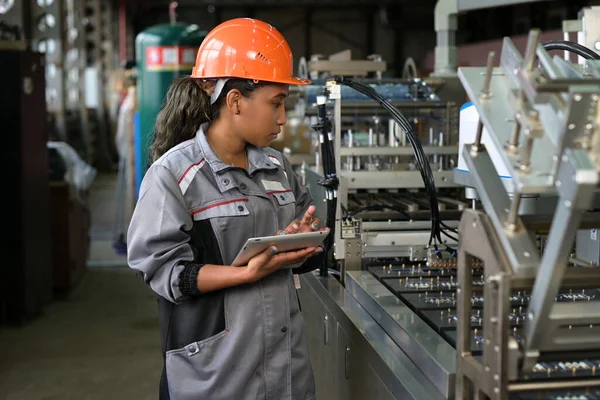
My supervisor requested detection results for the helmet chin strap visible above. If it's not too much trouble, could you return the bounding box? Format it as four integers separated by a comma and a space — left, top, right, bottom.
210, 78, 230, 105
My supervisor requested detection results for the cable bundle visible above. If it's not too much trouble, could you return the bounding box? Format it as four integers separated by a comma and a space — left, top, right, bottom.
334, 77, 457, 256
542, 40, 600, 60
312, 90, 338, 276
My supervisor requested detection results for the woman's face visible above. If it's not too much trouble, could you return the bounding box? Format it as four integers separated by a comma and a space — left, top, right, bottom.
236, 83, 289, 148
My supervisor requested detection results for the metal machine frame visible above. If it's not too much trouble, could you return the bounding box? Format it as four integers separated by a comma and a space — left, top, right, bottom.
297, 5, 600, 400
455, 23, 600, 399
304, 79, 462, 276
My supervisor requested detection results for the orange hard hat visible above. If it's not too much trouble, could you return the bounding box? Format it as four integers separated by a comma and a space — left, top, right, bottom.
191, 18, 310, 85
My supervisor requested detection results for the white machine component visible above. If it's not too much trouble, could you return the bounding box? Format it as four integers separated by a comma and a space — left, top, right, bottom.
457, 102, 513, 186
564, 6, 600, 65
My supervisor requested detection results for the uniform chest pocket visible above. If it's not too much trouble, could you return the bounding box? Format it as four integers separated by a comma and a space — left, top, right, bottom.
190, 198, 250, 234
190, 198, 250, 221
268, 190, 297, 229
270, 190, 295, 206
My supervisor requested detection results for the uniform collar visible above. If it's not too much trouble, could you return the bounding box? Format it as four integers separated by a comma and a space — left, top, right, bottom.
195, 123, 279, 175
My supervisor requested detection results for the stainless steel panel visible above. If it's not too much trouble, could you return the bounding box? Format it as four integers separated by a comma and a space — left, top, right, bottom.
337, 323, 397, 400
345, 170, 457, 190
299, 280, 339, 400
299, 272, 448, 400
336, 324, 352, 399
339, 146, 458, 157
457, 0, 550, 12
364, 231, 458, 247
361, 246, 415, 260
362, 220, 458, 231
344, 271, 456, 398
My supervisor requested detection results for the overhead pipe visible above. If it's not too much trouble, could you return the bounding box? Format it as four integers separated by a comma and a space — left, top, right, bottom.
433, 0, 458, 77
432, 0, 550, 77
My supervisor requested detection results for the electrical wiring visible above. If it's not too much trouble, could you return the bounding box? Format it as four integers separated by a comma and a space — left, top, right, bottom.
313, 91, 338, 277
334, 77, 457, 255
542, 40, 600, 60
340, 203, 349, 216
441, 220, 458, 233
441, 229, 459, 242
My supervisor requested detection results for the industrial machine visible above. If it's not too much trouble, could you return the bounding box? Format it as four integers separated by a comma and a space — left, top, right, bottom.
298, 71, 467, 400
303, 77, 463, 274
297, 5, 600, 400
454, 14, 600, 400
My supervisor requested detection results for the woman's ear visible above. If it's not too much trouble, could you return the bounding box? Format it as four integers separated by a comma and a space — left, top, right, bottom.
226, 89, 243, 114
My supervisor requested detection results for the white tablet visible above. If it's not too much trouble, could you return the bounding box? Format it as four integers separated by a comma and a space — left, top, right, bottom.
231, 230, 330, 267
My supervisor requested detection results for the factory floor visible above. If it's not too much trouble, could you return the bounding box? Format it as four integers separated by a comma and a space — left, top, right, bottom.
0, 172, 162, 400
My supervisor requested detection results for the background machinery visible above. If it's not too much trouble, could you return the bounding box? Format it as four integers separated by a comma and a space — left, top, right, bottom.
296, 5, 600, 400
305, 77, 463, 275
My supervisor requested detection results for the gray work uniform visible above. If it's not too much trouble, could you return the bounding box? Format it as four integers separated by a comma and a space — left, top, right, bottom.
127, 124, 322, 400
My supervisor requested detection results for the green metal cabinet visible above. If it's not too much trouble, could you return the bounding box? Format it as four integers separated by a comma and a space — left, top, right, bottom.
135, 23, 207, 178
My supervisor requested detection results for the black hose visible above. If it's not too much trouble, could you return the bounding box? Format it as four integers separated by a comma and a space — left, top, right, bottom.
334, 77, 457, 253
542, 40, 600, 60
314, 99, 339, 277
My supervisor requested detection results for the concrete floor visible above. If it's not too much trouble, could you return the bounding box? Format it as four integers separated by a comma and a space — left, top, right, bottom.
0, 173, 162, 400
87, 173, 130, 267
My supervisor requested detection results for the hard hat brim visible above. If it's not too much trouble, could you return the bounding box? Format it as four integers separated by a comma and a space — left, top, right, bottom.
190, 74, 311, 86
276, 76, 312, 86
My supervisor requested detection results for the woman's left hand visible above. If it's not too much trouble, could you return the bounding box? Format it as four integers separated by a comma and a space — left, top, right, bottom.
277, 205, 325, 235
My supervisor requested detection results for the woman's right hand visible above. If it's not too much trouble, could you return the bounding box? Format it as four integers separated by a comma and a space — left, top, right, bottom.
245, 246, 322, 283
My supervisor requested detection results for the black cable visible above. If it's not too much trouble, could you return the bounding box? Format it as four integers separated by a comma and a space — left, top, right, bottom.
313, 94, 339, 277
440, 229, 459, 242
542, 40, 600, 60
441, 221, 458, 233
315, 79, 461, 270
347, 82, 438, 227
334, 77, 454, 251
340, 203, 348, 216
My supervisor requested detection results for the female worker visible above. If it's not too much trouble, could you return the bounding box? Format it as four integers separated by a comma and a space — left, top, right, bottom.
127, 18, 327, 400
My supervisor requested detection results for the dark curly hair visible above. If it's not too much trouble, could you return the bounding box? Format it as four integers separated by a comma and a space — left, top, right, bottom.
149, 77, 270, 162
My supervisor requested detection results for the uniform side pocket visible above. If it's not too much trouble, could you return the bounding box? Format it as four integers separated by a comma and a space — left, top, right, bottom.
165, 329, 230, 399
165, 292, 233, 399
